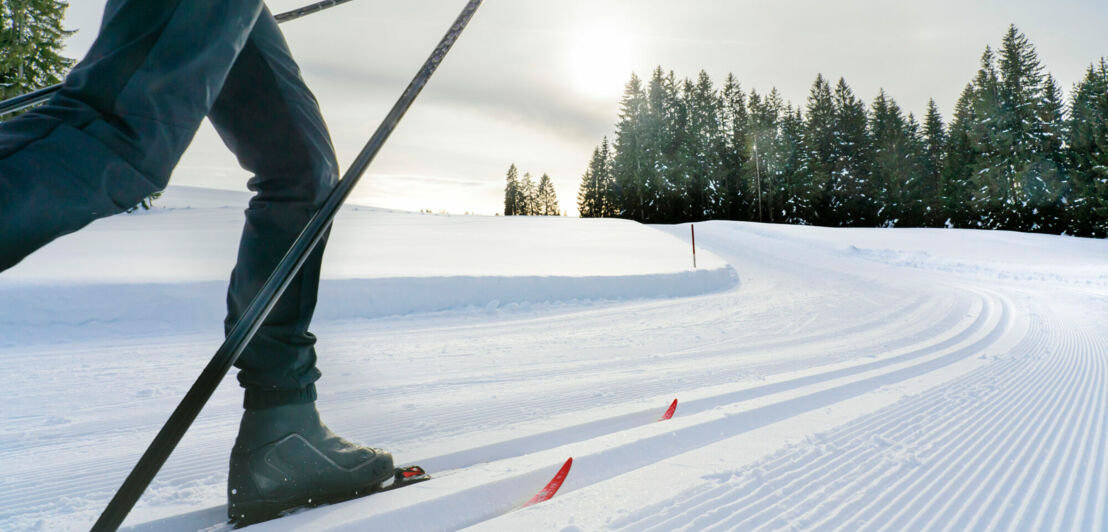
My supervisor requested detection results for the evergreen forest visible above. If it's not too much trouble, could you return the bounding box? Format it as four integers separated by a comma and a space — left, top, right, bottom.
503, 163, 561, 216
576, 26, 1108, 237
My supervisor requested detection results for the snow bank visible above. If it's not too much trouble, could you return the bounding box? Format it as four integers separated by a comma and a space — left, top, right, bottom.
705, 221, 1108, 286
0, 186, 735, 344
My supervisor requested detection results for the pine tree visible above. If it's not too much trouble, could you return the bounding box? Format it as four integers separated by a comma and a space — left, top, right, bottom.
597, 138, 616, 216
999, 26, 1062, 231
1028, 74, 1068, 232
945, 83, 980, 227
680, 71, 721, 221
747, 90, 768, 222
780, 107, 816, 224
921, 99, 947, 226
520, 172, 536, 216
536, 173, 559, 216
651, 69, 684, 223
967, 46, 1005, 228
718, 74, 749, 220
1067, 59, 1108, 237
803, 74, 836, 225
577, 141, 614, 218
829, 78, 872, 226
0, 0, 74, 107
503, 163, 522, 216
749, 89, 790, 223
612, 73, 649, 221
961, 27, 1069, 232
869, 89, 913, 226
902, 113, 928, 226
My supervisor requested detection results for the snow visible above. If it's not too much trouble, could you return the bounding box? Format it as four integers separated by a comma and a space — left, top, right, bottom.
0, 186, 732, 346
1, 187, 1106, 531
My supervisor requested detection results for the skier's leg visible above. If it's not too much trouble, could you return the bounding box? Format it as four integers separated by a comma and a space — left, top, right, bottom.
207, 8, 339, 411
209, 15, 394, 524
0, 0, 264, 272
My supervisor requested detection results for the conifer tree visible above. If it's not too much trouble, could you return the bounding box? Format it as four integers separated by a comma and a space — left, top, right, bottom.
718, 74, 750, 220
597, 137, 616, 216
921, 99, 947, 226
803, 75, 836, 224
963, 27, 1068, 231
0, 0, 74, 107
944, 83, 980, 226
829, 78, 873, 226
1067, 59, 1108, 237
535, 173, 559, 216
1029, 74, 1068, 232
612, 73, 649, 221
967, 46, 1005, 228
578, 140, 615, 218
651, 70, 684, 222
749, 89, 790, 223
520, 172, 536, 216
746, 90, 768, 222
576, 167, 595, 218
997, 26, 1062, 231
869, 89, 913, 226
503, 164, 522, 216
903, 113, 928, 226
780, 107, 816, 224
680, 71, 721, 221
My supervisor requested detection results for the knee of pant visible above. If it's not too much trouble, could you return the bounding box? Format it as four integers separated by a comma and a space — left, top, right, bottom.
247, 159, 337, 210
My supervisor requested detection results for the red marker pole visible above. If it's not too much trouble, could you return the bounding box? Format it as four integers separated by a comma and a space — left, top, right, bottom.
691, 224, 697, 269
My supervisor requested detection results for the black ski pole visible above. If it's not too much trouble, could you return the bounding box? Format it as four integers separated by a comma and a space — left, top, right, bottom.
89, 1, 483, 530
0, 0, 361, 117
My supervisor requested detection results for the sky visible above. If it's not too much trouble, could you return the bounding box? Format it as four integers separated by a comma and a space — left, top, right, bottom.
62, 0, 1108, 216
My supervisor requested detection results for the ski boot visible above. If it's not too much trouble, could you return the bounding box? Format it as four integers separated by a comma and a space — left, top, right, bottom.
227, 403, 394, 526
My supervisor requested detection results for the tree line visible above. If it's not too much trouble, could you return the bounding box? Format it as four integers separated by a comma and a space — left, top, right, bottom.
576, 26, 1108, 237
503, 163, 561, 216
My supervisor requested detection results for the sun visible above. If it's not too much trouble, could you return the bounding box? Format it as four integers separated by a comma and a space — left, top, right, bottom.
566, 26, 634, 100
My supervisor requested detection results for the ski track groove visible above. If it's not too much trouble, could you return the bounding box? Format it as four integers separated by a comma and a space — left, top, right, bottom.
617, 288, 1107, 532
888, 322, 1069, 531
499, 287, 1012, 532
612, 291, 1010, 531
850, 321, 1055, 531
0, 287, 974, 520
143, 285, 1007, 532
714, 326, 1039, 532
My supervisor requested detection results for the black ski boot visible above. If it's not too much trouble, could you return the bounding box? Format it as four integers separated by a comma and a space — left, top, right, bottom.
227, 403, 394, 525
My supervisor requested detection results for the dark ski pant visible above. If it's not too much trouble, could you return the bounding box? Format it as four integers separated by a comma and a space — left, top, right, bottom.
0, 0, 339, 409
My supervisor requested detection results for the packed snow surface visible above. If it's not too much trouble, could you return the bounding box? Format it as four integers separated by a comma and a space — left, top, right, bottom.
1, 187, 1106, 531
0, 186, 732, 345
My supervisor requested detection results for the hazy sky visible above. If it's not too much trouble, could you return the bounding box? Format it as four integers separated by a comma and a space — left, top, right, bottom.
62, 0, 1108, 215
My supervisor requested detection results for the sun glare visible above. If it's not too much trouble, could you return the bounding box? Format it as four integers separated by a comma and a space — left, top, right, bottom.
567, 26, 634, 100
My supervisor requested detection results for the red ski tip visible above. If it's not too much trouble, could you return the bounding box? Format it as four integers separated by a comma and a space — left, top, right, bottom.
659, 398, 678, 421
522, 457, 573, 508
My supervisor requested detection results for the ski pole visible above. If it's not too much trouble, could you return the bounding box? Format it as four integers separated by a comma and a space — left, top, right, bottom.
90, 1, 483, 530
0, 0, 361, 117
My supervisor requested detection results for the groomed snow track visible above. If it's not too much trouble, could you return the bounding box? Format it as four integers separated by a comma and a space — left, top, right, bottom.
1, 220, 1105, 531
608, 294, 1106, 532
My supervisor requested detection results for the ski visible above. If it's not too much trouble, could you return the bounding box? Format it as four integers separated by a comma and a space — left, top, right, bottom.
659, 398, 678, 421
379, 465, 432, 492
522, 457, 573, 508
0, 0, 363, 117
231, 466, 431, 528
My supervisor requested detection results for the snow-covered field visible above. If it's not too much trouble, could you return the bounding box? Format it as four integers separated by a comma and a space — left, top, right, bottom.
1, 187, 1105, 531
